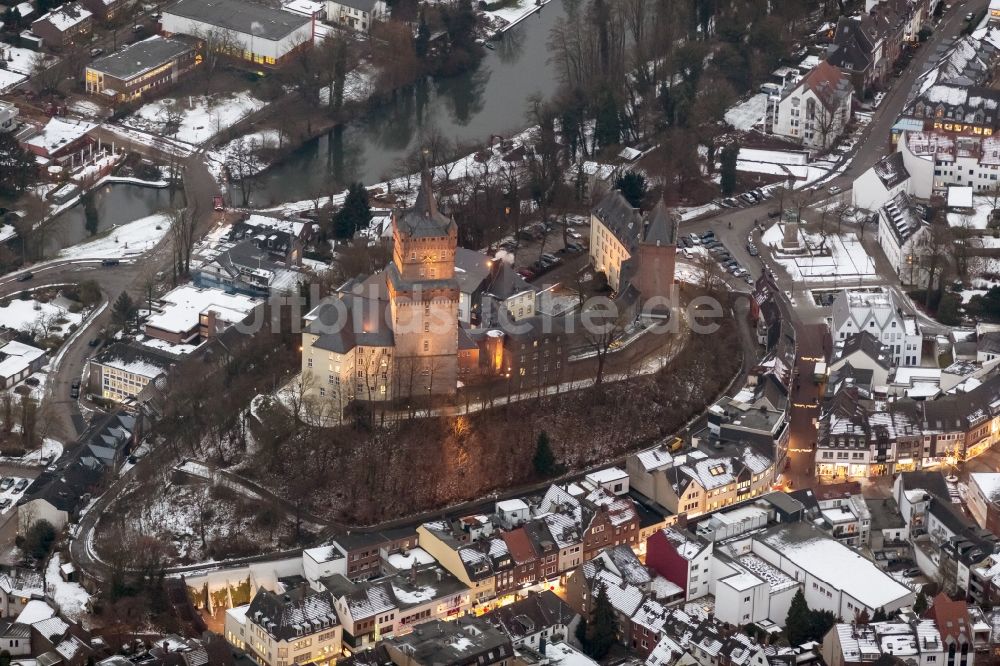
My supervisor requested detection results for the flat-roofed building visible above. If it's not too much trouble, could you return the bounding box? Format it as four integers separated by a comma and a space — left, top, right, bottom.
161, 0, 313, 67
85, 36, 198, 102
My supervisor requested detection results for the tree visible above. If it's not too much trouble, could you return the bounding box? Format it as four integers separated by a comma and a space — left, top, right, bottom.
111, 291, 136, 332
533, 431, 557, 477
169, 206, 198, 279
586, 584, 616, 659
615, 172, 647, 208
0, 131, 37, 196
82, 191, 99, 236
719, 143, 739, 196
914, 591, 928, 615
415, 12, 430, 60
784, 589, 812, 646
332, 182, 371, 239
871, 607, 888, 622
20, 519, 55, 560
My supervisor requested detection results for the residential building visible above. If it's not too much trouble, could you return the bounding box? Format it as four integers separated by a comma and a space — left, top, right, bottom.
0, 101, 19, 133
627, 441, 777, 519
87, 342, 180, 403
0, 568, 44, 619
968, 473, 1000, 535
23, 117, 96, 162
853, 151, 913, 212
141, 285, 260, 346
645, 528, 713, 601
830, 288, 922, 366
821, 618, 945, 666
325, 0, 385, 32
79, 0, 129, 21
877, 191, 931, 286
85, 36, 198, 102
303, 544, 348, 584
416, 521, 513, 606
380, 617, 513, 666
925, 594, 977, 666
225, 587, 341, 666
161, 0, 314, 67
330, 529, 419, 581
826, 14, 883, 96
453, 249, 535, 325
31, 2, 92, 47
589, 191, 679, 297
774, 60, 854, 151
481, 591, 578, 651
0, 340, 45, 389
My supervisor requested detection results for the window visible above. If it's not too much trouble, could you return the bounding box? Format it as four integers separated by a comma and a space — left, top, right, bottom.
423, 340, 429, 352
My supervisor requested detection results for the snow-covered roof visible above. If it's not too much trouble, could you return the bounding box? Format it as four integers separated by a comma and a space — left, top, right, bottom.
385, 547, 436, 571
756, 524, 912, 610
0, 340, 45, 379
585, 467, 628, 485
948, 186, 974, 208
15, 599, 54, 625
33, 2, 91, 31
972, 473, 1000, 503
144, 285, 259, 335
496, 498, 528, 513
24, 117, 96, 155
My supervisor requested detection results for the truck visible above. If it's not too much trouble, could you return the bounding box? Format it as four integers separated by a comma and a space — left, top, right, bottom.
813, 362, 828, 383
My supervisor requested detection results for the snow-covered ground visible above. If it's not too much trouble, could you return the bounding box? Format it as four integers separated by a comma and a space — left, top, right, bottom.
101, 124, 195, 158
57, 212, 171, 260
483, 0, 551, 31
205, 129, 283, 182
762, 223, 876, 283
0, 295, 85, 338
0, 69, 26, 93
122, 92, 267, 146
68, 98, 104, 120
0, 223, 14, 243
948, 197, 999, 230
45, 554, 91, 622
725, 93, 768, 131
0, 45, 54, 75
319, 66, 376, 106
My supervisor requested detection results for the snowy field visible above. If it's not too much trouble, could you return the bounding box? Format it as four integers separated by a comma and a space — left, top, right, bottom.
57, 212, 171, 260
122, 92, 267, 145
762, 223, 876, 283
725, 93, 768, 131
319, 66, 375, 106
0, 295, 84, 338
0, 45, 54, 75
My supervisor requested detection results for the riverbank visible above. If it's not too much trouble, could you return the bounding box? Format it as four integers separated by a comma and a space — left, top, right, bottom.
483, 0, 552, 34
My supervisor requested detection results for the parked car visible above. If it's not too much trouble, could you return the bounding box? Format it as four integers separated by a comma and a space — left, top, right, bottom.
0, 499, 10, 510
567, 230, 582, 240
740, 193, 757, 204
517, 268, 535, 280
13, 479, 28, 492
15, 272, 32, 282
753, 188, 766, 200
70, 379, 80, 399
680, 237, 692, 248
744, 275, 754, 285
828, 185, 842, 195
688, 233, 701, 245
965, 11, 975, 21
903, 568, 921, 577
90, 47, 103, 57
101, 258, 120, 267
0, 478, 13, 491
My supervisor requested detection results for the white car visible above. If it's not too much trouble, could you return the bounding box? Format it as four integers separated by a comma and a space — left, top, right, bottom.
828, 185, 842, 195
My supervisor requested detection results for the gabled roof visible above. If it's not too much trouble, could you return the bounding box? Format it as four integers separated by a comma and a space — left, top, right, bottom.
246, 586, 338, 642
482, 591, 576, 641
872, 152, 910, 189
643, 199, 678, 246
835, 331, 893, 371
827, 16, 876, 73
792, 60, 853, 112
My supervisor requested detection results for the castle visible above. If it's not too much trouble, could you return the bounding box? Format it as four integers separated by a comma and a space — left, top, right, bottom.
301, 174, 463, 409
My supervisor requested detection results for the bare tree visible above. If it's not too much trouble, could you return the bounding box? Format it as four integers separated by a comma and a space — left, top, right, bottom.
578, 298, 631, 385
168, 206, 198, 279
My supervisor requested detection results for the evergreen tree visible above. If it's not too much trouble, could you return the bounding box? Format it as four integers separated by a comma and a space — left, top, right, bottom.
720, 143, 740, 196
784, 589, 811, 646
415, 12, 430, 60
871, 607, 888, 622
807, 609, 836, 644
587, 584, 616, 659
593, 90, 621, 149
615, 172, 647, 209
111, 291, 136, 332
20, 519, 55, 560
574, 616, 587, 649
82, 192, 99, 236
0, 131, 37, 196
914, 591, 928, 615
332, 182, 371, 240
533, 431, 556, 477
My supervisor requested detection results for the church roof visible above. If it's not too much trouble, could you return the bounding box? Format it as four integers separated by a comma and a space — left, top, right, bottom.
643, 199, 678, 246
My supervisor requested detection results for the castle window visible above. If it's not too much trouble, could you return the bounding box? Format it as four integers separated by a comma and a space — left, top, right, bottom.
423, 340, 429, 352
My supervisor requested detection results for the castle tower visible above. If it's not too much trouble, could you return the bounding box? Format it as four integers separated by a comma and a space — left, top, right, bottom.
386, 172, 459, 396
634, 199, 679, 304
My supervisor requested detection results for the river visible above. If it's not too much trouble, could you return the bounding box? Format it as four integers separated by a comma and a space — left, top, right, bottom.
43, 183, 184, 257
246, 0, 568, 207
